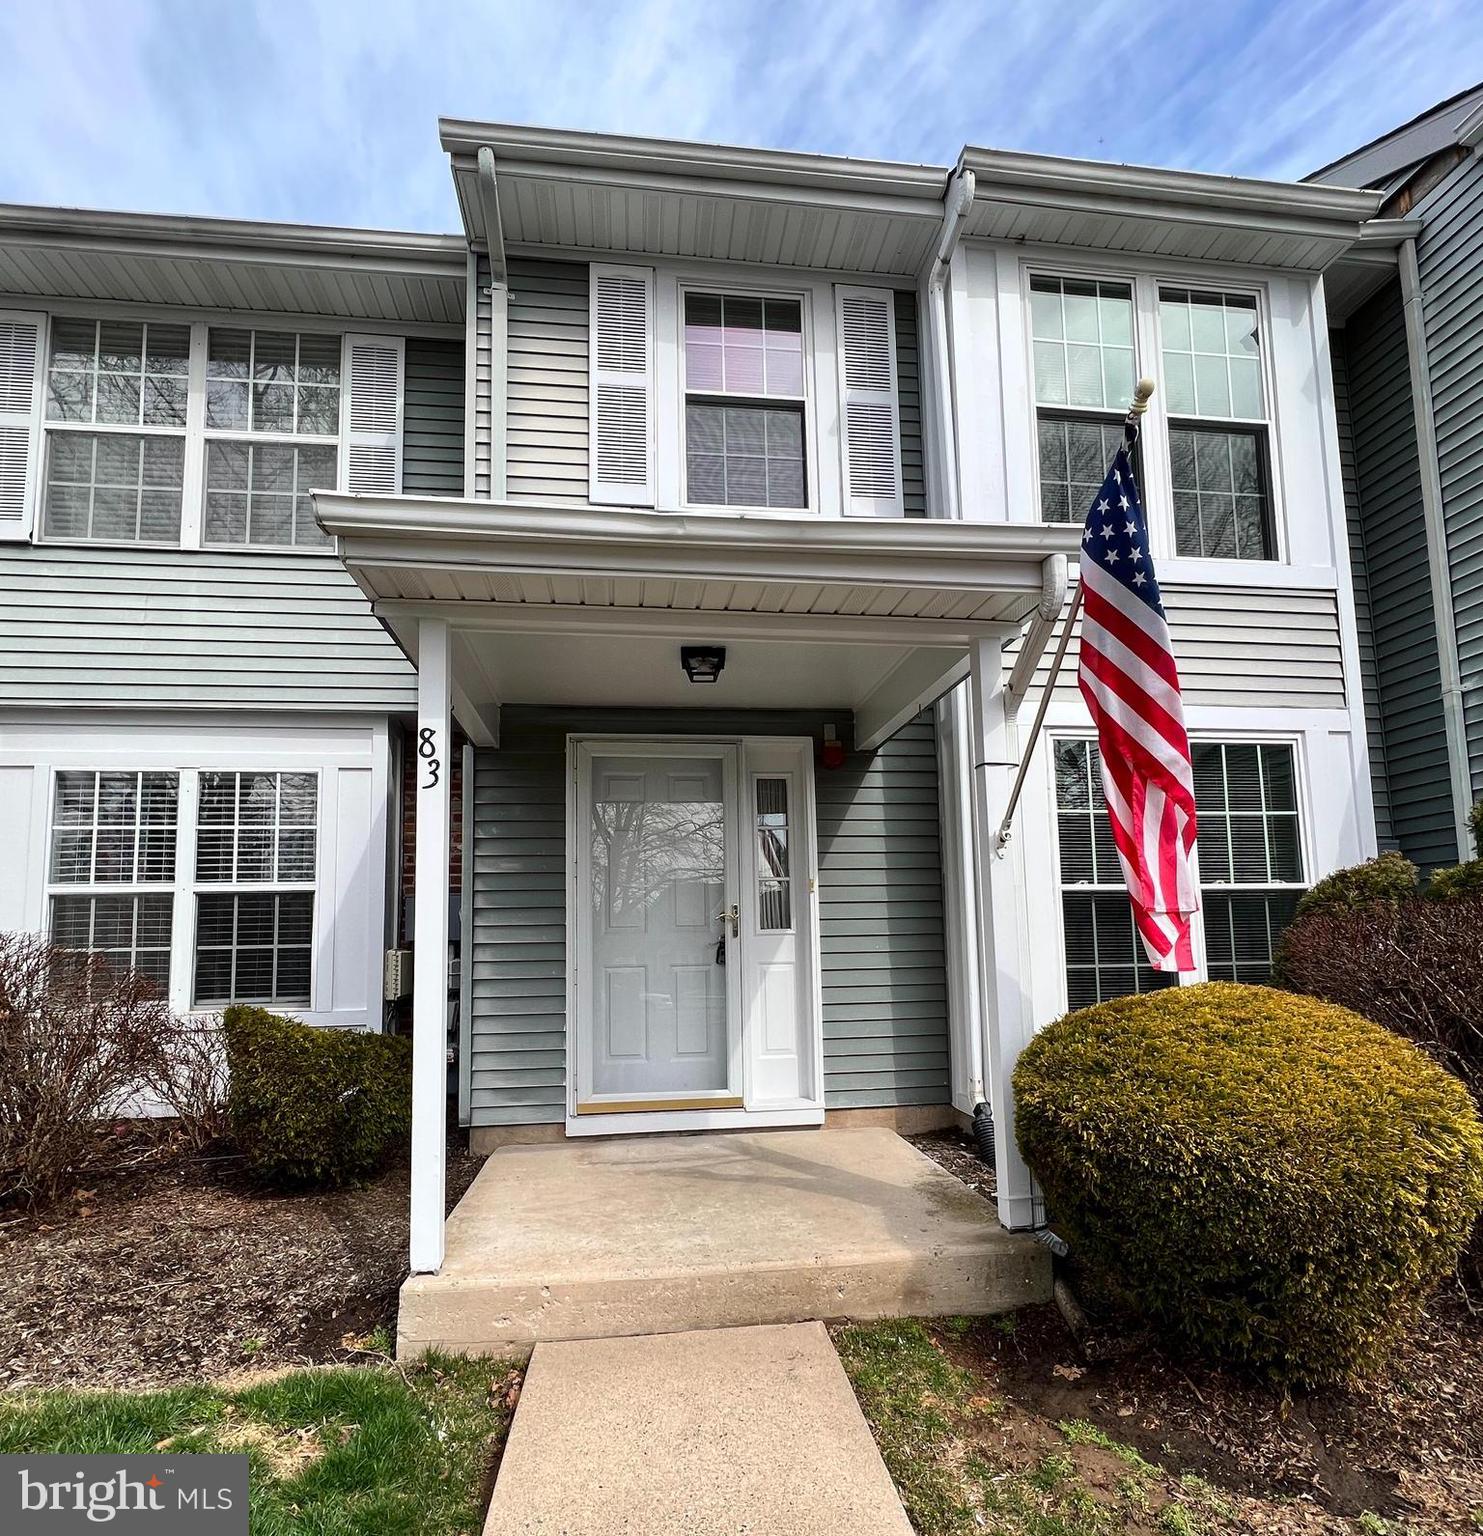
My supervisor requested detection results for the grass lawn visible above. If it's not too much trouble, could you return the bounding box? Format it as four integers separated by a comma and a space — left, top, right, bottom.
0, 1349, 521, 1536
835, 1316, 1475, 1536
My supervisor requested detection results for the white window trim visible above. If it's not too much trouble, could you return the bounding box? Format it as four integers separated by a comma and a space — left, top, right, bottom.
675, 280, 813, 515
654, 265, 841, 518
43, 763, 325, 1016
1046, 728, 1313, 1011
1014, 257, 1291, 568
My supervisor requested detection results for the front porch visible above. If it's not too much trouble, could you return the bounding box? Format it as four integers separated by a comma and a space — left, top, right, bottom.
397, 1127, 1051, 1357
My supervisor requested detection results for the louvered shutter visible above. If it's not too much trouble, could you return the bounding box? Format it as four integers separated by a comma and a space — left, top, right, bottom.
342, 334, 405, 494
835, 286, 903, 517
0, 311, 45, 541
588, 263, 654, 506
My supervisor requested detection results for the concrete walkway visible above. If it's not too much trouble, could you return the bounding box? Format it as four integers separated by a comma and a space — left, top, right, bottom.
483, 1322, 914, 1535
400, 1128, 1050, 1356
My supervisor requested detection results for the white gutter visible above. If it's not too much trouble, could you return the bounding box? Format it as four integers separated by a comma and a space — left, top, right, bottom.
925, 168, 974, 521
1398, 236, 1475, 857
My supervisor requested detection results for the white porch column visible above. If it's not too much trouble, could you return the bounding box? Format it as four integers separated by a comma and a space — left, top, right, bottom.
965, 635, 1042, 1231
410, 616, 452, 1274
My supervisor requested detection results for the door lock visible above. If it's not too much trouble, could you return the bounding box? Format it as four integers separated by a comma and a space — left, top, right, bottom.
727, 903, 739, 938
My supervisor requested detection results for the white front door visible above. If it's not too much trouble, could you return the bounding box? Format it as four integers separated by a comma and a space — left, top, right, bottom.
571, 738, 821, 1123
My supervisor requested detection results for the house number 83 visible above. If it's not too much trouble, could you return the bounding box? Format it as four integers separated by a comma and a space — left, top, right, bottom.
418, 726, 441, 789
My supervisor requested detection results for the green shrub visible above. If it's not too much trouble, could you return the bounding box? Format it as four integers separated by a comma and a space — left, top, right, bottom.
1470, 800, 1483, 860
1291, 851, 1418, 919
1014, 982, 1483, 1387
1426, 859, 1483, 901
222, 1006, 411, 1188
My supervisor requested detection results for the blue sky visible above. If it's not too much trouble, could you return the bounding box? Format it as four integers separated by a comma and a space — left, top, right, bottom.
3, 0, 1480, 232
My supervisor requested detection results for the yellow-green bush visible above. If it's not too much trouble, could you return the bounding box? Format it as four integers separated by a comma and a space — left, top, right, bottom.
1292, 850, 1418, 919
1014, 982, 1483, 1387
223, 1005, 411, 1188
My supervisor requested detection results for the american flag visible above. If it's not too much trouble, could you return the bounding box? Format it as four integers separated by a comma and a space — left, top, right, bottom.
1076, 446, 1199, 972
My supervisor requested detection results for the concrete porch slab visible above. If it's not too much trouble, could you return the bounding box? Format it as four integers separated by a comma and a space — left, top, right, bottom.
482, 1323, 914, 1536
398, 1127, 1051, 1358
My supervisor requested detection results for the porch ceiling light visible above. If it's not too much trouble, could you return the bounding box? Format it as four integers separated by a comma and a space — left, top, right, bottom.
680, 645, 726, 684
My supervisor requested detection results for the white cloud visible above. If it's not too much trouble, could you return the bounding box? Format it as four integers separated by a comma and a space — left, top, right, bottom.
0, 0, 1478, 228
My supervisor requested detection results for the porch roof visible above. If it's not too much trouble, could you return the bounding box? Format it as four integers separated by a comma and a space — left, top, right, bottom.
316, 493, 1080, 749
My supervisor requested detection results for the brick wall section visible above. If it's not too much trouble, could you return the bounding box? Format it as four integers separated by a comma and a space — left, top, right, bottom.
398, 724, 466, 940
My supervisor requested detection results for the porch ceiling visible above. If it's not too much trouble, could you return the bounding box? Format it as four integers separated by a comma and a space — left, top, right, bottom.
316, 493, 1080, 747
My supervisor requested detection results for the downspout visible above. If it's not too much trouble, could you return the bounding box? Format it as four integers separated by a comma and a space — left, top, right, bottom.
1398, 236, 1474, 857
924, 166, 991, 1128
926, 167, 975, 520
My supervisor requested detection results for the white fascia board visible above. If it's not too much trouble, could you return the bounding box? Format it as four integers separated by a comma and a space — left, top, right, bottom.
959, 147, 1383, 226
316, 492, 1082, 592
0, 203, 466, 272
856, 647, 971, 751
440, 119, 948, 203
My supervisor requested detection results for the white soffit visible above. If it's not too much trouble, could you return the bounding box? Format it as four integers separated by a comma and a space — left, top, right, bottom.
960, 148, 1384, 270
0, 206, 467, 324
441, 121, 946, 277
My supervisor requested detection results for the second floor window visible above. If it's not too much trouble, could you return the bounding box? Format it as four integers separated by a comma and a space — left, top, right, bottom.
1031, 276, 1136, 523
683, 292, 806, 509
42, 320, 190, 544
203, 329, 340, 549
1160, 289, 1274, 560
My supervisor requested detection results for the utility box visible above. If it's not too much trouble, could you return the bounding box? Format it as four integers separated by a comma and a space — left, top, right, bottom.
383, 948, 414, 1001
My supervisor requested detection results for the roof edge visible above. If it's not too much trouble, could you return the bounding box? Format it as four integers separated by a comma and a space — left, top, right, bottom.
959, 146, 1382, 224
439, 118, 949, 201
0, 203, 467, 263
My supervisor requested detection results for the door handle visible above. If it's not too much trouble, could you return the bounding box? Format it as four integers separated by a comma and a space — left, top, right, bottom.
726, 903, 739, 938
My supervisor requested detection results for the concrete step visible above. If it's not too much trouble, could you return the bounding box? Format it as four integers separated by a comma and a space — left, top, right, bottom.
398, 1128, 1051, 1358
482, 1323, 914, 1535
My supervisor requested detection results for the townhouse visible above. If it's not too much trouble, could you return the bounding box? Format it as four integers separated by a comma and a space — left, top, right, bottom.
0, 123, 1383, 1267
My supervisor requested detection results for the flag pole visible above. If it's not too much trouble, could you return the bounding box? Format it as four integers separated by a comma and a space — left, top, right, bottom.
994, 377, 1156, 853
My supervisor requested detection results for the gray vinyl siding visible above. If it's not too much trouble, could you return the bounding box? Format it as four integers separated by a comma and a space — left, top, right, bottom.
1330, 329, 1394, 845
474, 254, 494, 498
506, 258, 589, 500
1339, 278, 1458, 867
0, 546, 415, 710
895, 289, 926, 519
466, 707, 948, 1125
816, 716, 947, 1105
1017, 584, 1347, 710
402, 336, 465, 497
1414, 153, 1483, 802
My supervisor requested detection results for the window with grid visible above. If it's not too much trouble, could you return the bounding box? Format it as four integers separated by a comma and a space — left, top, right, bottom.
1055, 738, 1308, 1004
202, 329, 340, 549
1192, 742, 1305, 981
1159, 289, 1274, 560
193, 772, 317, 1006
1054, 740, 1178, 1008
683, 292, 806, 509
46, 770, 180, 989
755, 777, 792, 931
1030, 276, 1138, 523
41, 320, 189, 543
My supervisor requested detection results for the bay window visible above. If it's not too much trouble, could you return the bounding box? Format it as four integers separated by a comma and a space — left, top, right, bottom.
1030, 276, 1137, 523
683, 291, 806, 509
1055, 737, 1307, 1004
1159, 289, 1274, 560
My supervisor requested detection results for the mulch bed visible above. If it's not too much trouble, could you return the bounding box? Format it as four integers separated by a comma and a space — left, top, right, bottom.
0, 1125, 484, 1391
911, 1126, 1483, 1530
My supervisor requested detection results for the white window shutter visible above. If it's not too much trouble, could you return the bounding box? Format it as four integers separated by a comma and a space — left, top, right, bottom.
589, 263, 655, 506
342, 334, 405, 494
835, 286, 903, 518
0, 310, 45, 541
